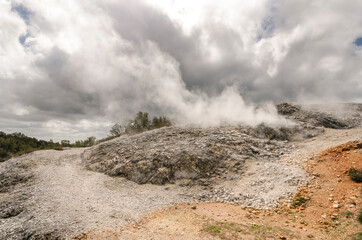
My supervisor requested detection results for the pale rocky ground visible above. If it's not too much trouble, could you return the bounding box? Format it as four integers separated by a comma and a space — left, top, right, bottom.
0, 149, 199, 239
0, 103, 361, 240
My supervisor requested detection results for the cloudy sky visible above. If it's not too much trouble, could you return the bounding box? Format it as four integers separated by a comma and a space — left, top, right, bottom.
1, 0, 362, 141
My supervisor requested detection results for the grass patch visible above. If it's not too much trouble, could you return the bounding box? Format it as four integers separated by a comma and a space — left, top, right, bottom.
251, 224, 273, 231
206, 225, 221, 233
349, 168, 362, 183
291, 196, 309, 208
358, 210, 362, 224
342, 211, 355, 219
350, 232, 362, 240
251, 224, 262, 230
205, 221, 294, 240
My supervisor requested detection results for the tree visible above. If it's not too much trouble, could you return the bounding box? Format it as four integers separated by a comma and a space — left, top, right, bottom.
109, 123, 123, 136
152, 116, 171, 128
134, 111, 150, 130
85, 136, 96, 146
152, 116, 160, 127
0, 131, 63, 161
61, 140, 71, 147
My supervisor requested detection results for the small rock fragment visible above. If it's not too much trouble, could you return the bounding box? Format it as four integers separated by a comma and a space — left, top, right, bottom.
279, 234, 287, 239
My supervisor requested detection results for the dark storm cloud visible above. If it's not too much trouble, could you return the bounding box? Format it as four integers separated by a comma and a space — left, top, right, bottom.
27, 48, 102, 115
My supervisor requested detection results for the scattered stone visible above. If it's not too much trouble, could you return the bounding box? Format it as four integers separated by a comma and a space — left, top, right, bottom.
279, 234, 287, 239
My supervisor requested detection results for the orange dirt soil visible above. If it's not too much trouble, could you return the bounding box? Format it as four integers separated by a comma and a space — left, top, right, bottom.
72, 141, 362, 240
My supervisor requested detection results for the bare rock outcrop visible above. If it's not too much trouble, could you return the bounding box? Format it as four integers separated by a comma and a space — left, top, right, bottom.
82, 126, 291, 185
276, 103, 361, 129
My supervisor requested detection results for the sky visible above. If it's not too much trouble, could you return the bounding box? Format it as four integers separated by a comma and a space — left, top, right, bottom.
1, 0, 362, 142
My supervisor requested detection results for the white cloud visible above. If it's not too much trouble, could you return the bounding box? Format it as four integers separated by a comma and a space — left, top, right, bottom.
0, 0, 361, 140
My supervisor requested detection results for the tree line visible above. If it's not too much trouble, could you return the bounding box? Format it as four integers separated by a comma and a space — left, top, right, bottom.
0, 112, 170, 161
0, 132, 96, 162
0, 132, 62, 162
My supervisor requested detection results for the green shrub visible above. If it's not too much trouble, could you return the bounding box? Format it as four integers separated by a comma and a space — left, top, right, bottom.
349, 168, 362, 183
292, 196, 308, 208
74, 136, 96, 147
342, 211, 354, 218
109, 123, 124, 137
351, 232, 362, 240
111, 112, 171, 136
206, 225, 221, 233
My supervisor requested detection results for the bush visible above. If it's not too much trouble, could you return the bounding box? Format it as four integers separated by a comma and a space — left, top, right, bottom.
152, 116, 171, 128
349, 168, 362, 183
74, 136, 96, 148
358, 210, 362, 224
109, 123, 124, 137
110, 112, 171, 136
291, 196, 308, 208
61, 140, 71, 147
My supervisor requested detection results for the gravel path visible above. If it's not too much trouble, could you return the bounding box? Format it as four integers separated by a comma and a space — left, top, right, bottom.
0, 149, 197, 239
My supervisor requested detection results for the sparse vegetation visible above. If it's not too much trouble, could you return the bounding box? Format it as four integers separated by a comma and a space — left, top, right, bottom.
60, 136, 97, 148
109, 123, 123, 137
342, 211, 354, 219
350, 232, 362, 240
73, 136, 96, 148
348, 168, 362, 183
204, 221, 287, 240
206, 225, 221, 233
109, 111, 171, 137
291, 195, 308, 208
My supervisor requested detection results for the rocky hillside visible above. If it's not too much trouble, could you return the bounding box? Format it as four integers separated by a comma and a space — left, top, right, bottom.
82, 126, 292, 185
276, 102, 361, 129
82, 103, 361, 186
